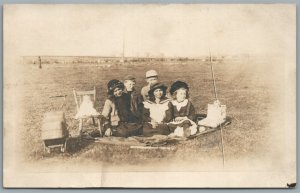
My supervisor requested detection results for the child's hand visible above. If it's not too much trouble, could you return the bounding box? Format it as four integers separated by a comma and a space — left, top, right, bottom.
105, 128, 112, 136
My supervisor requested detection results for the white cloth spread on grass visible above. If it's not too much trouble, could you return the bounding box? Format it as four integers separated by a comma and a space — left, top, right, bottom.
143, 99, 170, 123
75, 95, 100, 119
198, 100, 226, 128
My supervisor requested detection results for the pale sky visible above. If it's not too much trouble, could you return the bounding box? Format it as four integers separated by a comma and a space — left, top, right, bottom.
4, 4, 295, 57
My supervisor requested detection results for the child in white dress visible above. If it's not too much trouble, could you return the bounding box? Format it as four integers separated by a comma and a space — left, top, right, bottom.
142, 82, 173, 136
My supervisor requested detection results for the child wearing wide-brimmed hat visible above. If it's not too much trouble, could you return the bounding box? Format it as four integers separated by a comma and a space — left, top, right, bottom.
142, 82, 173, 137
101, 79, 142, 137
168, 80, 197, 137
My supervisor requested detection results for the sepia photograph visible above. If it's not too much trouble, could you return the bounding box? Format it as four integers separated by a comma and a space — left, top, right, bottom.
3, 4, 296, 188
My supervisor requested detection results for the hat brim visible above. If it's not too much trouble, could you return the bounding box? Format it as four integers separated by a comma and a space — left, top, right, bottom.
146, 75, 158, 79
148, 85, 167, 96
170, 81, 189, 95
108, 83, 124, 94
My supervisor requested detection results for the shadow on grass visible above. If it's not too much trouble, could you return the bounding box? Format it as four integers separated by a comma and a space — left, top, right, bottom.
65, 135, 95, 154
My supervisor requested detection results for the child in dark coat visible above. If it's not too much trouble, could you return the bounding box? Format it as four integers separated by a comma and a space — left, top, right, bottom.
101, 79, 142, 137
168, 81, 197, 137
123, 75, 143, 124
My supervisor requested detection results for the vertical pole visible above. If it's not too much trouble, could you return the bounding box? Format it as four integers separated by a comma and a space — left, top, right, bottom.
220, 124, 225, 167
209, 50, 225, 168
73, 88, 79, 111
79, 118, 83, 134
97, 118, 102, 137
209, 52, 218, 100
38, 56, 42, 69
122, 31, 125, 64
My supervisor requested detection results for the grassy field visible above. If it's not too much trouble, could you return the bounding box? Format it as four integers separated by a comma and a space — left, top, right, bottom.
14, 57, 277, 169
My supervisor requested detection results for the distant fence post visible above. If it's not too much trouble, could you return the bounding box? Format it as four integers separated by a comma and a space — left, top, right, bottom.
38, 56, 42, 69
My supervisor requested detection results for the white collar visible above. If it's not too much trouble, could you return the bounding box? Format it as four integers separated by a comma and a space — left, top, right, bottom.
144, 98, 170, 105
172, 99, 188, 111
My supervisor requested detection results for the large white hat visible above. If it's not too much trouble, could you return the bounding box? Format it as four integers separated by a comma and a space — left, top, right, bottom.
146, 70, 158, 78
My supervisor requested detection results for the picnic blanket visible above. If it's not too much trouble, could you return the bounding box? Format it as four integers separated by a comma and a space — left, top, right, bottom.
80, 116, 232, 149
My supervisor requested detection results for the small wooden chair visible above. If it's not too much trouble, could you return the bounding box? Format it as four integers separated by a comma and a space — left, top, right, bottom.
73, 87, 102, 136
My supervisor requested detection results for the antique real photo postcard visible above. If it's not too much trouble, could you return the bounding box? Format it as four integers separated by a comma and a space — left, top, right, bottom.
3, 4, 296, 188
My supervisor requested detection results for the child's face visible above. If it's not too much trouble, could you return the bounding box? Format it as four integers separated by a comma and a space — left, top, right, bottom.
146, 77, 158, 85
113, 87, 123, 97
176, 88, 187, 102
154, 88, 163, 99
124, 80, 135, 92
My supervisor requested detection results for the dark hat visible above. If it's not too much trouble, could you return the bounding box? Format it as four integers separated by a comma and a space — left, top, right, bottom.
124, 75, 136, 82
148, 82, 167, 96
170, 81, 189, 95
107, 79, 124, 94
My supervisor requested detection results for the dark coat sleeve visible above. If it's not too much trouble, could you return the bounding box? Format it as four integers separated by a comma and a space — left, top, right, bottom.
143, 106, 151, 123
187, 102, 196, 121
101, 99, 112, 128
164, 102, 174, 123
137, 98, 144, 123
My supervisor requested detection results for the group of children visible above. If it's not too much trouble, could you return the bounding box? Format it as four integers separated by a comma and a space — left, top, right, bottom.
100, 69, 198, 138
